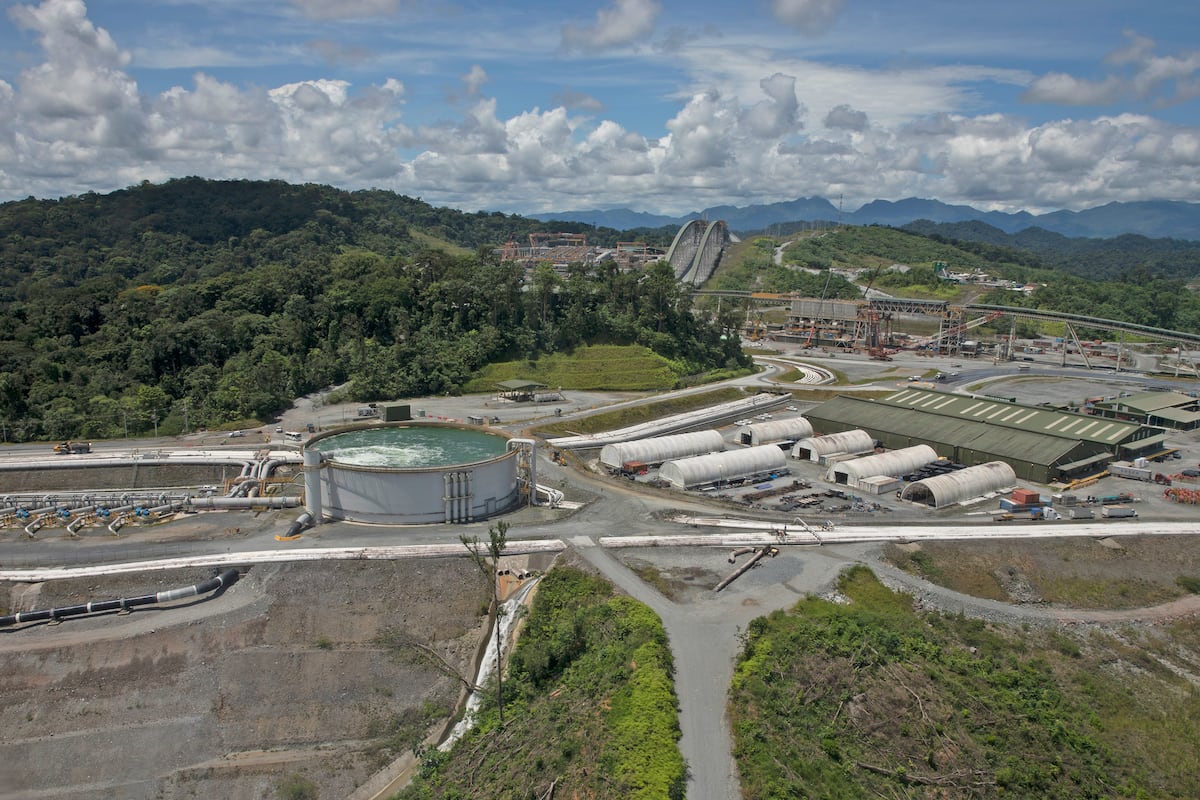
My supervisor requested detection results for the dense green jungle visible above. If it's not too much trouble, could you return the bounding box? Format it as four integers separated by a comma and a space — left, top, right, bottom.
2, 177, 1198, 441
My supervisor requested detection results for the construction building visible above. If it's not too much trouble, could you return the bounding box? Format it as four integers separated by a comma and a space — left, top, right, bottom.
1088, 391, 1200, 431
804, 388, 1170, 484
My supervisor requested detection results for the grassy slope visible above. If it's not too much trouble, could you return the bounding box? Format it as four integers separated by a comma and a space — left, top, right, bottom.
396, 567, 685, 800
711, 226, 1025, 302
462, 344, 688, 393
730, 566, 1200, 799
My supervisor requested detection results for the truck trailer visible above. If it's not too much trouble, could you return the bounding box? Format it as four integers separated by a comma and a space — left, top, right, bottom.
1101, 505, 1138, 518
1108, 460, 1153, 482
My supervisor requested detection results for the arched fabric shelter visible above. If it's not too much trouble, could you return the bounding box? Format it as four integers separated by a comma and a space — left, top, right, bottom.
740, 418, 814, 446
599, 430, 725, 469
900, 461, 1017, 508
828, 444, 938, 486
659, 445, 788, 490
792, 429, 875, 462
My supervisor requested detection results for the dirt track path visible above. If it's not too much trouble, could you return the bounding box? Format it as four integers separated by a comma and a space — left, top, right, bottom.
863, 554, 1200, 626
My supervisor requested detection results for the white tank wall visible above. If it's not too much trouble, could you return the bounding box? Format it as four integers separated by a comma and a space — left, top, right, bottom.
660, 445, 788, 490
599, 429, 725, 469
828, 444, 938, 484
792, 429, 875, 461
318, 453, 520, 524
743, 418, 814, 446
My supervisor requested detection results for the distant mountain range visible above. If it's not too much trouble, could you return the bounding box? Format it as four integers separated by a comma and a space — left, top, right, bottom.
532, 197, 1200, 241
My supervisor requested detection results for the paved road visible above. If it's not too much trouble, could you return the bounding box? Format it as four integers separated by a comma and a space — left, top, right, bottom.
7, 356, 1200, 799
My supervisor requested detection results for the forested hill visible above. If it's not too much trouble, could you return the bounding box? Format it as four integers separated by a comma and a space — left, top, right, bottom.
903, 219, 1200, 282
0, 178, 743, 443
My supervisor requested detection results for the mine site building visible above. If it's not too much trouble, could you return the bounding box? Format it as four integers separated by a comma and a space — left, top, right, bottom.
659, 445, 788, 490
899, 461, 1017, 508
598, 429, 725, 470
1088, 390, 1200, 432
804, 388, 1167, 484
791, 429, 876, 463
739, 417, 814, 447
827, 444, 938, 486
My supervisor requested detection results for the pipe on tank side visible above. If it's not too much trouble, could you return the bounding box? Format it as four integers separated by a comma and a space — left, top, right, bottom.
302, 449, 324, 522
465, 470, 474, 521
508, 438, 537, 506
0, 568, 240, 627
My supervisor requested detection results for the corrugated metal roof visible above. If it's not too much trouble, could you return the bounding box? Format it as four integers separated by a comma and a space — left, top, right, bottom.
807, 395, 1108, 468
746, 417, 813, 446
829, 445, 937, 482
900, 461, 1016, 508
883, 388, 1142, 445
659, 445, 787, 489
1150, 407, 1200, 424
791, 429, 875, 460
599, 430, 725, 468
1094, 391, 1196, 413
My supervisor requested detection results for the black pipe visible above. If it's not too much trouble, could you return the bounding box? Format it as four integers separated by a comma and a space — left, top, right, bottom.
284, 511, 314, 538
0, 569, 240, 628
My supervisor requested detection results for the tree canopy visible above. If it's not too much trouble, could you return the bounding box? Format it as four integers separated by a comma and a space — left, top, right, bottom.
0, 179, 745, 441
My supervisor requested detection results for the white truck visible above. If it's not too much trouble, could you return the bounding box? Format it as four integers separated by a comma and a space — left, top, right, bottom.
1107, 460, 1153, 482
1101, 505, 1138, 519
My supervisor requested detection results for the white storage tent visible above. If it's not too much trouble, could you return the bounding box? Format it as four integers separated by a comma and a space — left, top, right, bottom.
599, 429, 725, 469
900, 461, 1017, 508
792, 429, 875, 462
828, 444, 938, 486
660, 445, 788, 490
740, 417, 814, 446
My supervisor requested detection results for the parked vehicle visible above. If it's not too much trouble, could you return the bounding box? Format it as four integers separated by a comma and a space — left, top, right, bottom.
1108, 460, 1153, 481
1101, 505, 1138, 518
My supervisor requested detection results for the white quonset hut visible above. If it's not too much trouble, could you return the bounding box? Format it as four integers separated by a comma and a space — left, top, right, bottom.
900, 461, 1017, 508
792, 429, 876, 462
739, 417, 814, 446
598, 429, 725, 470
828, 444, 938, 486
660, 445, 788, 490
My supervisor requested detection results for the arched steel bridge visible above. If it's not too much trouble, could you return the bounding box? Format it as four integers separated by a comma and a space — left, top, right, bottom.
666, 219, 731, 286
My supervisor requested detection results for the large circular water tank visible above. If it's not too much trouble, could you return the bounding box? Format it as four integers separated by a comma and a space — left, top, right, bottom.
305, 423, 522, 524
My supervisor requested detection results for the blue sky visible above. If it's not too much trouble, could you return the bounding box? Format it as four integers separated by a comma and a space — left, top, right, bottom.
1, 0, 1198, 215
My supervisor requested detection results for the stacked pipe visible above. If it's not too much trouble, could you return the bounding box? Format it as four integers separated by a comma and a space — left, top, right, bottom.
0, 569, 240, 627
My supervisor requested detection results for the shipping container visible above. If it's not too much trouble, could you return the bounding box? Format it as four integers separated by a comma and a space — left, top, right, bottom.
1011, 488, 1040, 504
1068, 507, 1094, 520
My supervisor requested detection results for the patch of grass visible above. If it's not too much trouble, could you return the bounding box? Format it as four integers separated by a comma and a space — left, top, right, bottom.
276, 774, 318, 800
1177, 575, 1200, 594
463, 344, 688, 393
631, 563, 677, 600
1040, 576, 1181, 609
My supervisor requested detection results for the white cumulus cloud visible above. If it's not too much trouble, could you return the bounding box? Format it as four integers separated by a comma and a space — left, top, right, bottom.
561, 0, 661, 52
